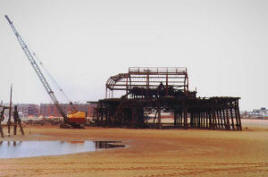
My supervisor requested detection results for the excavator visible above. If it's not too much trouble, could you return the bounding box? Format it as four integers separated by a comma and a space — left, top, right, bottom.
5, 15, 86, 128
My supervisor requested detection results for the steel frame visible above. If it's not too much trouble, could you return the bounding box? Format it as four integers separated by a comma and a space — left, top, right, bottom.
95, 67, 242, 130
106, 67, 189, 98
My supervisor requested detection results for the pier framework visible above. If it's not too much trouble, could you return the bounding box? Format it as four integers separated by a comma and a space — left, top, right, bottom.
94, 67, 242, 130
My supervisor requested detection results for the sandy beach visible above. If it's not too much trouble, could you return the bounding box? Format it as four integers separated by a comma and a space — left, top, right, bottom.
1, 119, 268, 177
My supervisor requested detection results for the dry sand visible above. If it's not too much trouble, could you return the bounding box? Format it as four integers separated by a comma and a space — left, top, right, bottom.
1, 119, 268, 177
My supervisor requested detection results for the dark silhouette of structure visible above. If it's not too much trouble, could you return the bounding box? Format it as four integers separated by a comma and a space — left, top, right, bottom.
94, 67, 242, 130
0, 105, 24, 137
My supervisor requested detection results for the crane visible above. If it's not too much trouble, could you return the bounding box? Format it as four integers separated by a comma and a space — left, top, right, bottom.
5, 15, 85, 128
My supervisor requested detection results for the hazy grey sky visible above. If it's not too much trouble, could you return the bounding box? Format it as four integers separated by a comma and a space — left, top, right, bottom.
0, 0, 267, 110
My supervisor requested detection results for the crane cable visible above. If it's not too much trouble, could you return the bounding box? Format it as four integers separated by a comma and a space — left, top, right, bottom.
31, 51, 71, 104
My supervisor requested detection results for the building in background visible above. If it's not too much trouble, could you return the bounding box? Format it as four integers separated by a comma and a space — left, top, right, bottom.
10, 103, 97, 119
242, 107, 268, 119
16, 104, 39, 117
39, 103, 96, 118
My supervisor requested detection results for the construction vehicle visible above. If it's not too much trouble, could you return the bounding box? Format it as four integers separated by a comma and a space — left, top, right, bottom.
5, 15, 86, 128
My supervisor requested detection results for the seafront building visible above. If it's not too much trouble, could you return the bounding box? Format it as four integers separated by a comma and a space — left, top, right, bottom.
242, 107, 268, 119
15, 103, 96, 118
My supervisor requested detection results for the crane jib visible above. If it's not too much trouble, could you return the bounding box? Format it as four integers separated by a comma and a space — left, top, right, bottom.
5, 15, 12, 24
5, 15, 69, 124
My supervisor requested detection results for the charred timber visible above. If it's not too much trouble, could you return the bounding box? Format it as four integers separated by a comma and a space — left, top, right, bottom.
95, 67, 242, 130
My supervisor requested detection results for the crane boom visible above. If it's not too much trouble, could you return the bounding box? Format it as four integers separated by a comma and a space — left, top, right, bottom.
5, 15, 69, 123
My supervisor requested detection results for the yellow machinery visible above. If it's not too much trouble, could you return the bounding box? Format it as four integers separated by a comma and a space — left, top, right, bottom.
68, 111, 86, 124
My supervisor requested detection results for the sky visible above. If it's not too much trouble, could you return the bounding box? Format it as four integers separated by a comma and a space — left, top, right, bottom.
0, 0, 267, 111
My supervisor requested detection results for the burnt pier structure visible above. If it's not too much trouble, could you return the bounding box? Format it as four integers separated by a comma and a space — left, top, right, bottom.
94, 67, 242, 130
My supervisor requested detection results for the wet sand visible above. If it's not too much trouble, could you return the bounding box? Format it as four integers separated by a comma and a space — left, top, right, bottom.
1, 119, 268, 177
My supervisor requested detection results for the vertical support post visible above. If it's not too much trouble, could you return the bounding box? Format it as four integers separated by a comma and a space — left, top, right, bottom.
216, 110, 220, 129
0, 124, 3, 137
13, 105, 24, 135
215, 109, 219, 129
200, 112, 203, 128
165, 74, 168, 96
198, 112, 201, 128
8, 85, 12, 136
100, 104, 104, 125
207, 111, 210, 129
146, 74, 149, 90
179, 112, 182, 127
221, 109, 225, 129
14, 120, 17, 135
183, 107, 187, 129
126, 76, 129, 96
208, 110, 213, 129
222, 109, 229, 130
192, 112, 195, 128
235, 100, 242, 131
199, 112, 202, 128
174, 111, 177, 126
0, 107, 5, 137
212, 109, 216, 130
226, 108, 230, 130
201, 112, 205, 128
105, 109, 108, 126
193, 112, 197, 127
204, 112, 207, 128
190, 112, 193, 128
196, 112, 198, 128
206, 111, 209, 129
217, 110, 223, 129
230, 108, 235, 130
158, 107, 161, 128
203, 112, 206, 128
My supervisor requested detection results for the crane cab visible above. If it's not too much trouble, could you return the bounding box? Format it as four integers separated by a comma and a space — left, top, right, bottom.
67, 111, 86, 124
